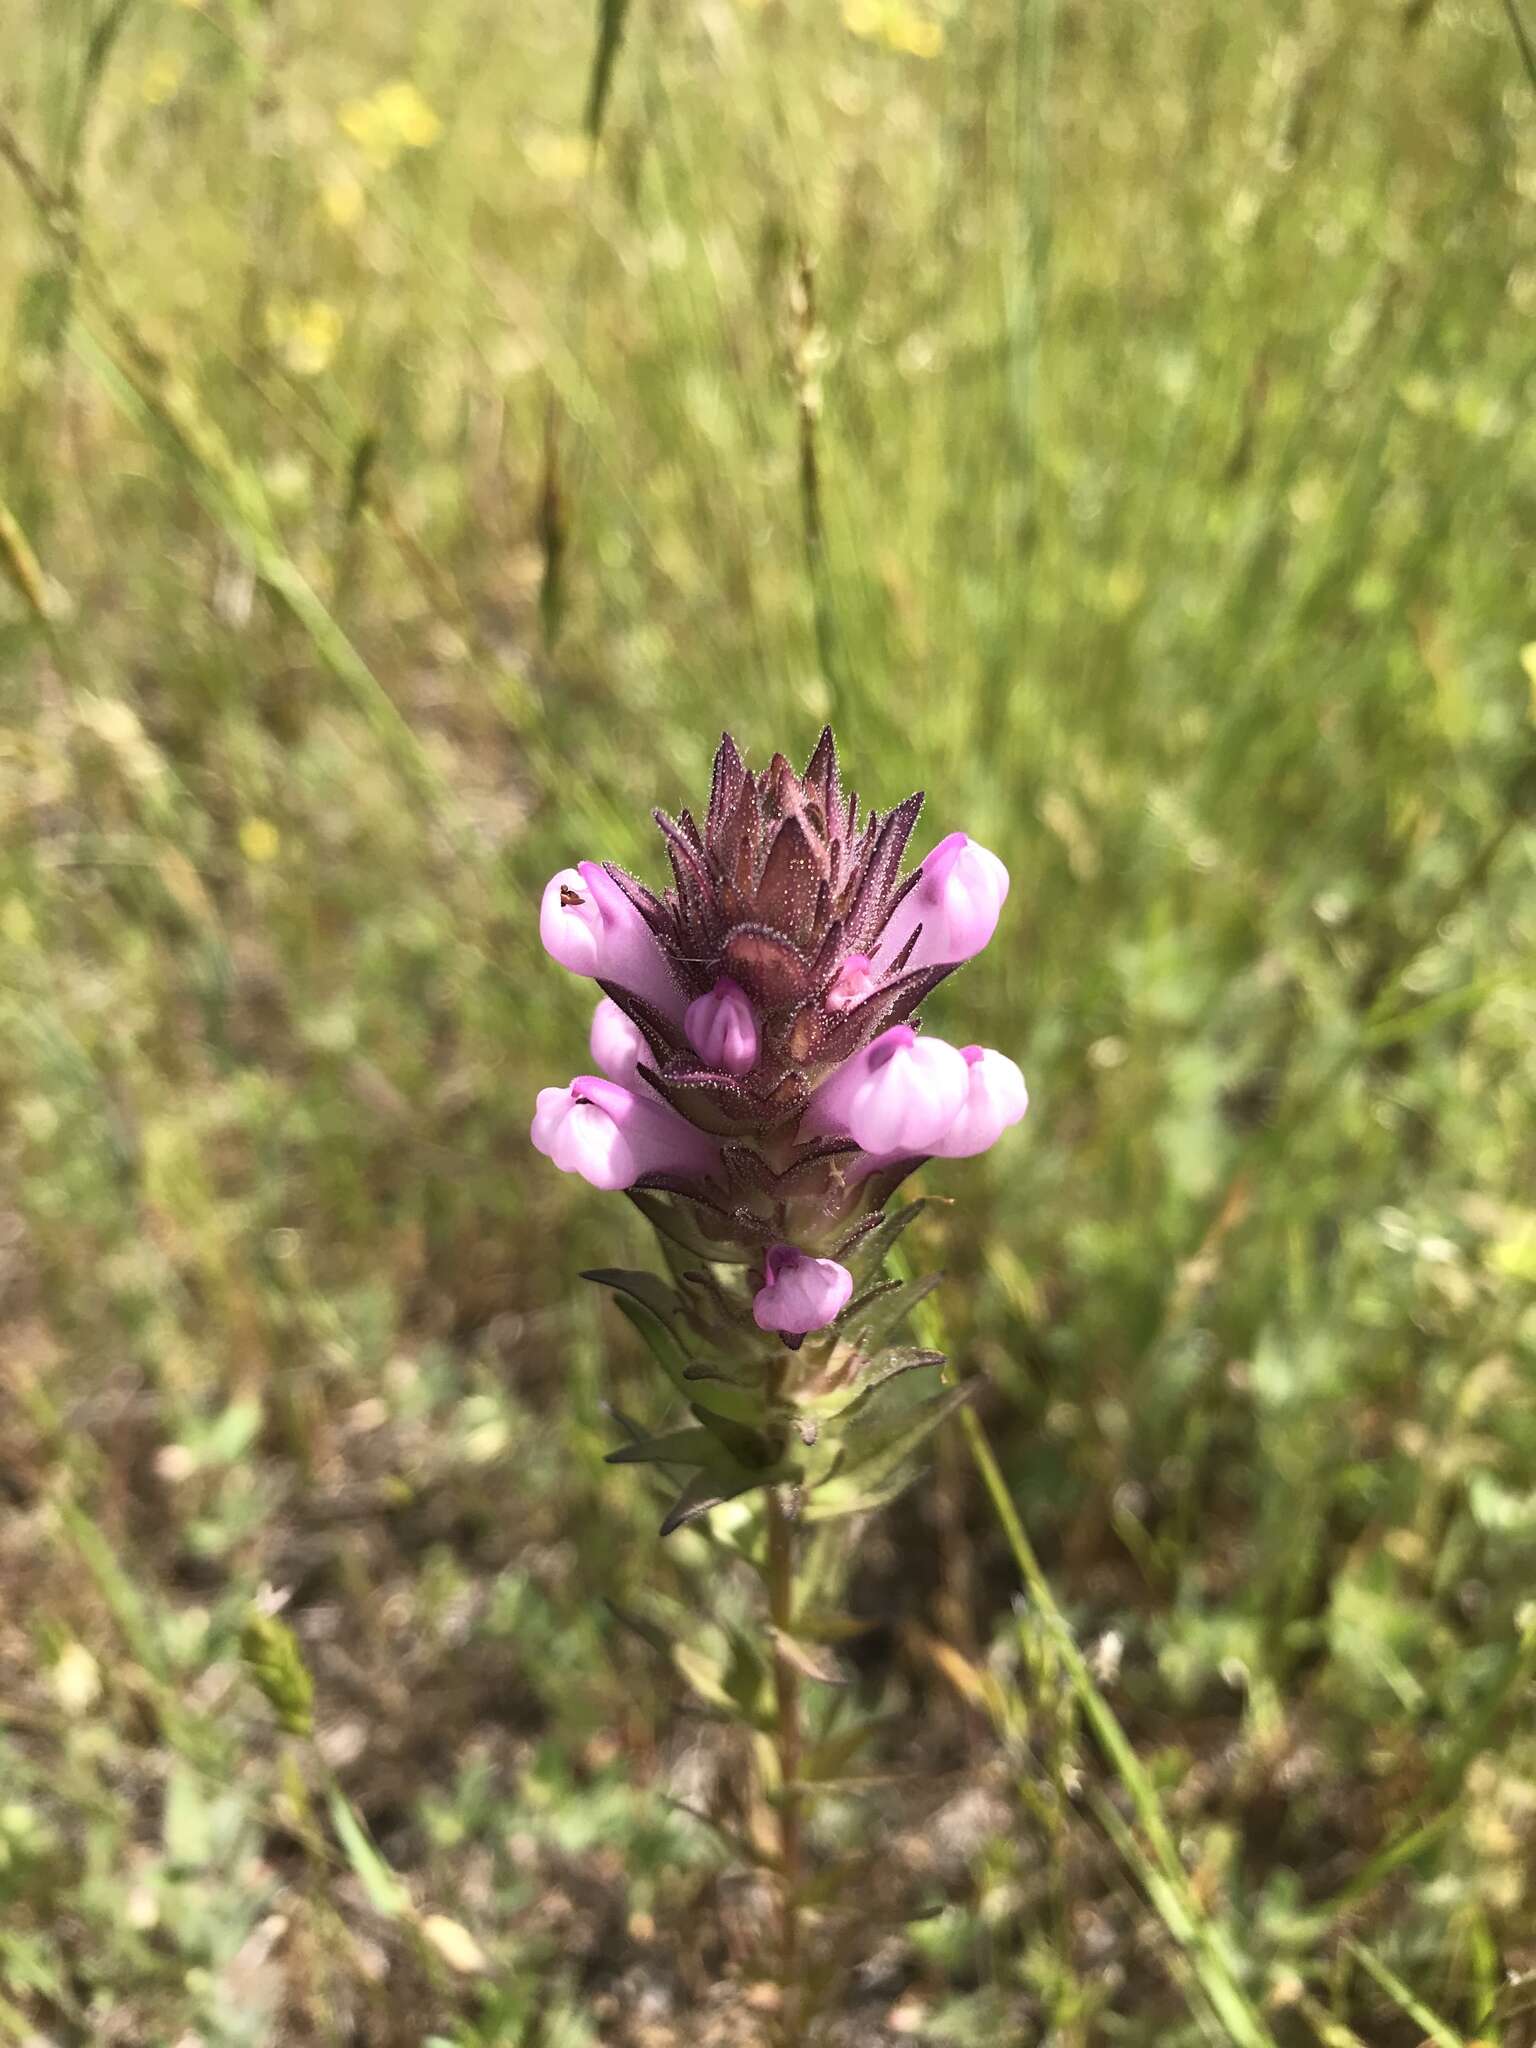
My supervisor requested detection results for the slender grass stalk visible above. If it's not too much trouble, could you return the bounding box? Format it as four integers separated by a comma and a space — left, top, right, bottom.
958, 1399, 1278, 2046
1344, 1940, 1467, 2048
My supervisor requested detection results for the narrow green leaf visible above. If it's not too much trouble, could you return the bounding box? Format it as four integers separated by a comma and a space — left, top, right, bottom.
801, 1464, 929, 1523
597, 1276, 766, 1426
790, 1607, 880, 1646
659, 1468, 761, 1536
802, 1719, 896, 1782
606, 1424, 748, 1473
581, 1267, 681, 1325
836, 1381, 974, 1487
843, 1273, 944, 1354
602, 1598, 676, 1661
326, 1784, 410, 1918
806, 1346, 946, 1421
839, 1199, 936, 1280
672, 1642, 734, 1712
59, 1502, 166, 1681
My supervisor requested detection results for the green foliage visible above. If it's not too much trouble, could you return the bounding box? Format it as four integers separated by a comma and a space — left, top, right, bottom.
3, 0, 1536, 2039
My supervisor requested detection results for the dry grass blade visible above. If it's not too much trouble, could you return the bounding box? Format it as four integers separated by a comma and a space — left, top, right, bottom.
0, 489, 52, 620
72, 328, 453, 822
0, 114, 458, 834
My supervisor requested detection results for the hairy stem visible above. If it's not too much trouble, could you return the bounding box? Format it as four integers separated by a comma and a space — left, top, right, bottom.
765, 1483, 804, 2046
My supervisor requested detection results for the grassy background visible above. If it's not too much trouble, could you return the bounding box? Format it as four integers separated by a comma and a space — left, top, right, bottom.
3, 0, 1536, 2041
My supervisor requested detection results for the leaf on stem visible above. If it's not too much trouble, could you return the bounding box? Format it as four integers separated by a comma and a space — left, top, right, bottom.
769, 1626, 851, 1686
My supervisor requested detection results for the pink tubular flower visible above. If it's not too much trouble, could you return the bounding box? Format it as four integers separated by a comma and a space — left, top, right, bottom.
540, 862, 685, 1018
753, 1244, 854, 1337
684, 977, 758, 1075
530, 1076, 719, 1191
590, 997, 650, 1090
803, 1025, 970, 1156
876, 832, 1009, 971
930, 1046, 1029, 1158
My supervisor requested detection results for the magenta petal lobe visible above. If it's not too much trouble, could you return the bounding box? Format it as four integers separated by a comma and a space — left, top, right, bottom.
929, 1046, 1028, 1158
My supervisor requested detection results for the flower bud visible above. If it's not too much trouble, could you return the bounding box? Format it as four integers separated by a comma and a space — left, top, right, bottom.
930, 1046, 1028, 1158
539, 862, 684, 1018
803, 1025, 970, 1156
531, 1076, 719, 1191
752, 1244, 854, 1337
590, 997, 649, 1089
877, 832, 1009, 971
823, 954, 877, 1013
684, 977, 758, 1075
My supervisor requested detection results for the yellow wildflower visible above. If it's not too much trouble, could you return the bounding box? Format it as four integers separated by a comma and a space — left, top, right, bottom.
141, 52, 187, 105
239, 818, 281, 865
266, 299, 343, 377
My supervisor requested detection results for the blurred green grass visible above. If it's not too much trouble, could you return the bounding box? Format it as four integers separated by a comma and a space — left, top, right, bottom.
3, 0, 1536, 2041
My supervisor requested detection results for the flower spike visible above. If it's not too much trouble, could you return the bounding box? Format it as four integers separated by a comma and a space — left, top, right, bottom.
533, 731, 1026, 1529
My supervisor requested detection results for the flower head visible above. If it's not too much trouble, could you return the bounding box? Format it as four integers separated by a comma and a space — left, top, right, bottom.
533, 734, 1028, 1501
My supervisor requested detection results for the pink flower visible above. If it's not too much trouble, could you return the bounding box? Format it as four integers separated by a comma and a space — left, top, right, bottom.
876, 832, 1009, 971
530, 1076, 719, 1191
930, 1046, 1028, 1158
823, 954, 877, 1013
753, 1244, 854, 1337
684, 977, 758, 1075
802, 1025, 970, 1155
539, 862, 684, 1019
589, 997, 650, 1090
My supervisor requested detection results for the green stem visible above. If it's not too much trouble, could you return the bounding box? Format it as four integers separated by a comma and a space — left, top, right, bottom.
765, 1483, 804, 2046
